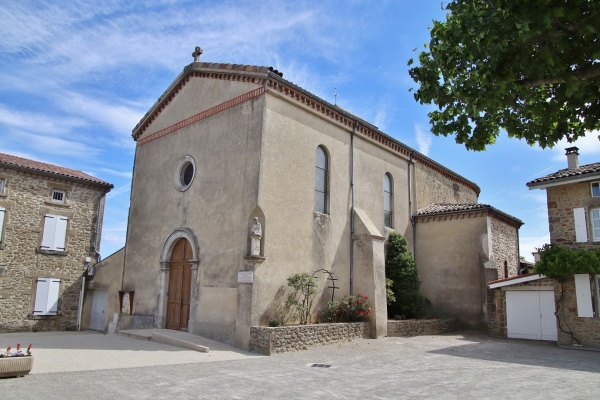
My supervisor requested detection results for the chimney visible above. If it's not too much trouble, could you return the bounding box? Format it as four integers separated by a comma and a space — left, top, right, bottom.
565, 146, 579, 169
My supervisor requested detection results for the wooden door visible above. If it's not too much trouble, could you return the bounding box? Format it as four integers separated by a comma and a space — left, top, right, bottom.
166, 238, 193, 331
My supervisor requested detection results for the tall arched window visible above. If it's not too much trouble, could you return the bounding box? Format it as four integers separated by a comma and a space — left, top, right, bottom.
315, 146, 328, 214
384, 173, 393, 228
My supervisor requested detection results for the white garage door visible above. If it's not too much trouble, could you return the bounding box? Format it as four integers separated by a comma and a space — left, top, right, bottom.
506, 290, 557, 341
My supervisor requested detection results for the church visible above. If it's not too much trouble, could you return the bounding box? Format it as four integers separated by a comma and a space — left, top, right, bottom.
84, 48, 522, 349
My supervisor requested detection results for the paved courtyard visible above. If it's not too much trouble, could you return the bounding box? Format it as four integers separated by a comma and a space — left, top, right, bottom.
0, 331, 598, 399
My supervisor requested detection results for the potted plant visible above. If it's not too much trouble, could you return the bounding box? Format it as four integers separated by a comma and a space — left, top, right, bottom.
0, 343, 33, 378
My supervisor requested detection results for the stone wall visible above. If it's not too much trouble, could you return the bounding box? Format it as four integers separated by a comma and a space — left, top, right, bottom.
547, 182, 600, 247
0, 168, 106, 332
555, 275, 600, 348
414, 163, 478, 209
387, 319, 460, 337
249, 322, 370, 355
490, 216, 520, 279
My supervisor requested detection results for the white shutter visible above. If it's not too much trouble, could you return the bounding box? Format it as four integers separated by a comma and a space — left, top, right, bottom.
0, 207, 5, 237
46, 279, 60, 315
41, 214, 68, 251
41, 215, 57, 249
574, 274, 594, 317
574, 208, 588, 242
54, 217, 68, 251
33, 278, 60, 316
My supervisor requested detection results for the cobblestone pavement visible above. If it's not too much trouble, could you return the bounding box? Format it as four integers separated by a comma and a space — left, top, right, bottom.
0, 331, 598, 399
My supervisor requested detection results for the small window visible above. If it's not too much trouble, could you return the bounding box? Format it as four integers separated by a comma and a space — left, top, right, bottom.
33, 278, 60, 316
591, 208, 600, 241
175, 156, 196, 192
592, 182, 600, 197
0, 178, 5, 193
315, 146, 328, 214
41, 214, 68, 251
384, 173, 393, 228
51, 189, 66, 203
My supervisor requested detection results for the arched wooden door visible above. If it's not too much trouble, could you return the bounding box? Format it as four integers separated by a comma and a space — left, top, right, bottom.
166, 238, 193, 331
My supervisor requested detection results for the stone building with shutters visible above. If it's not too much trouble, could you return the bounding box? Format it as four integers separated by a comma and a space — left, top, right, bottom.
0, 152, 112, 332
488, 147, 600, 348
91, 49, 522, 349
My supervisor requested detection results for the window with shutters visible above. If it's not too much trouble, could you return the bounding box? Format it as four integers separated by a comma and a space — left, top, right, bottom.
0, 178, 5, 194
40, 214, 68, 252
314, 146, 329, 214
592, 208, 600, 241
573, 207, 588, 243
574, 274, 598, 318
33, 278, 60, 316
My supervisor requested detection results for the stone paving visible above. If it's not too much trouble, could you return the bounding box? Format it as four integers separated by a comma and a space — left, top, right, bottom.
0, 331, 598, 399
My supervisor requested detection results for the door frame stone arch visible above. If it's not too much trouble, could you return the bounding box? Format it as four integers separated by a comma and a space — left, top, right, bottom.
157, 227, 200, 331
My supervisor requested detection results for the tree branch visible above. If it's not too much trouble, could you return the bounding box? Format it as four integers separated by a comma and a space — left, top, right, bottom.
518, 63, 600, 88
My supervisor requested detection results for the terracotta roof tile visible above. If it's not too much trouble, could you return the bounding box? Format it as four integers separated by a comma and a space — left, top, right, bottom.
417, 203, 523, 225
0, 152, 113, 190
527, 162, 600, 187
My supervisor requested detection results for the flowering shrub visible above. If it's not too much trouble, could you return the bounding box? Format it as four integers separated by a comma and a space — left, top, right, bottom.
321, 294, 371, 322
0, 343, 32, 358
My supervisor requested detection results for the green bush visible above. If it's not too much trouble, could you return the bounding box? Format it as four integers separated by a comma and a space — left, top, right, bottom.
285, 272, 317, 325
385, 232, 425, 319
535, 243, 600, 282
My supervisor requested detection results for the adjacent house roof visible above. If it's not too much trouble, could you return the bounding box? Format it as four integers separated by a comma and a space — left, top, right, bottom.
527, 162, 600, 189
417, 203, 523, 226
131, 59, 481, 197
0, 152, 113, 191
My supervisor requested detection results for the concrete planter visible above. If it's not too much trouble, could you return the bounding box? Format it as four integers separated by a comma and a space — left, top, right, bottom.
0, 357, 34, 378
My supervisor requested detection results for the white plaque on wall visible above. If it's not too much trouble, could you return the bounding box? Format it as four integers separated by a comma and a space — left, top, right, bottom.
238, 271, 254, 284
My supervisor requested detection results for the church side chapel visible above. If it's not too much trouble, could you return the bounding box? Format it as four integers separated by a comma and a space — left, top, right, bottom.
87, 47, 522, 349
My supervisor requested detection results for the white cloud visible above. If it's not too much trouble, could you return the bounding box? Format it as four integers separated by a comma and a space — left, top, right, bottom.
415, 124, 433, 156
5, 129, 100, 158
106, 184, 131, 200
549, 130, 600, 163
0, 104, 86, 136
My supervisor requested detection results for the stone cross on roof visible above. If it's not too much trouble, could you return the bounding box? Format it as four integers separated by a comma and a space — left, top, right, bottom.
192, 46, 203, 62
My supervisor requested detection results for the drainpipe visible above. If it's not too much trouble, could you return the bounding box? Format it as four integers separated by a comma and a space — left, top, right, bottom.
408, 151, 417, 258
350, 120, 359, 295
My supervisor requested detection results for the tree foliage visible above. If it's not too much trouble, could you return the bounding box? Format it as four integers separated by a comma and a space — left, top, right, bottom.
535, 243, 600, 282
385, 232, 424, 319
408, 0, 600, 150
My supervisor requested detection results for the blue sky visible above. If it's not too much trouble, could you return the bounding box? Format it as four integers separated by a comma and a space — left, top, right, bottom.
2, 0, 599, 260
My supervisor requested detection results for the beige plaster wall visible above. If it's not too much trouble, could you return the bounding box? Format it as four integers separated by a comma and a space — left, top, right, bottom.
254, 93, 415, 328
122, 78, 264, 344
137, 78, 263, 142
416, 213, 489, 329
81, 247, 125, 331
0, 168, 106, 332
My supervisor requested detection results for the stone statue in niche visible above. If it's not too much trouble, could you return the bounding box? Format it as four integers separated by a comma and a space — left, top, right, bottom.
250, 217, 262, 256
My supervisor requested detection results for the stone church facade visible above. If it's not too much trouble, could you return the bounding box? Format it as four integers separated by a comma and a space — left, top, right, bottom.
91, 51, 521, 349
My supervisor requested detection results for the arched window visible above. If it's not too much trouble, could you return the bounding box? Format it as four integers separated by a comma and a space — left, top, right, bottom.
384, 173, 393, 228
315, 146, 328, 214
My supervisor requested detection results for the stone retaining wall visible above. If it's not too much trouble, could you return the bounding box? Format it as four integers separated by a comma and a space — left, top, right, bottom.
249, 322, 370, 355
387, 319, 460, 337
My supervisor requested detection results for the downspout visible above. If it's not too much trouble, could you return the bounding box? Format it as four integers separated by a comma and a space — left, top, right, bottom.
350, 120, 359, 296
408, 151, 417, 258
